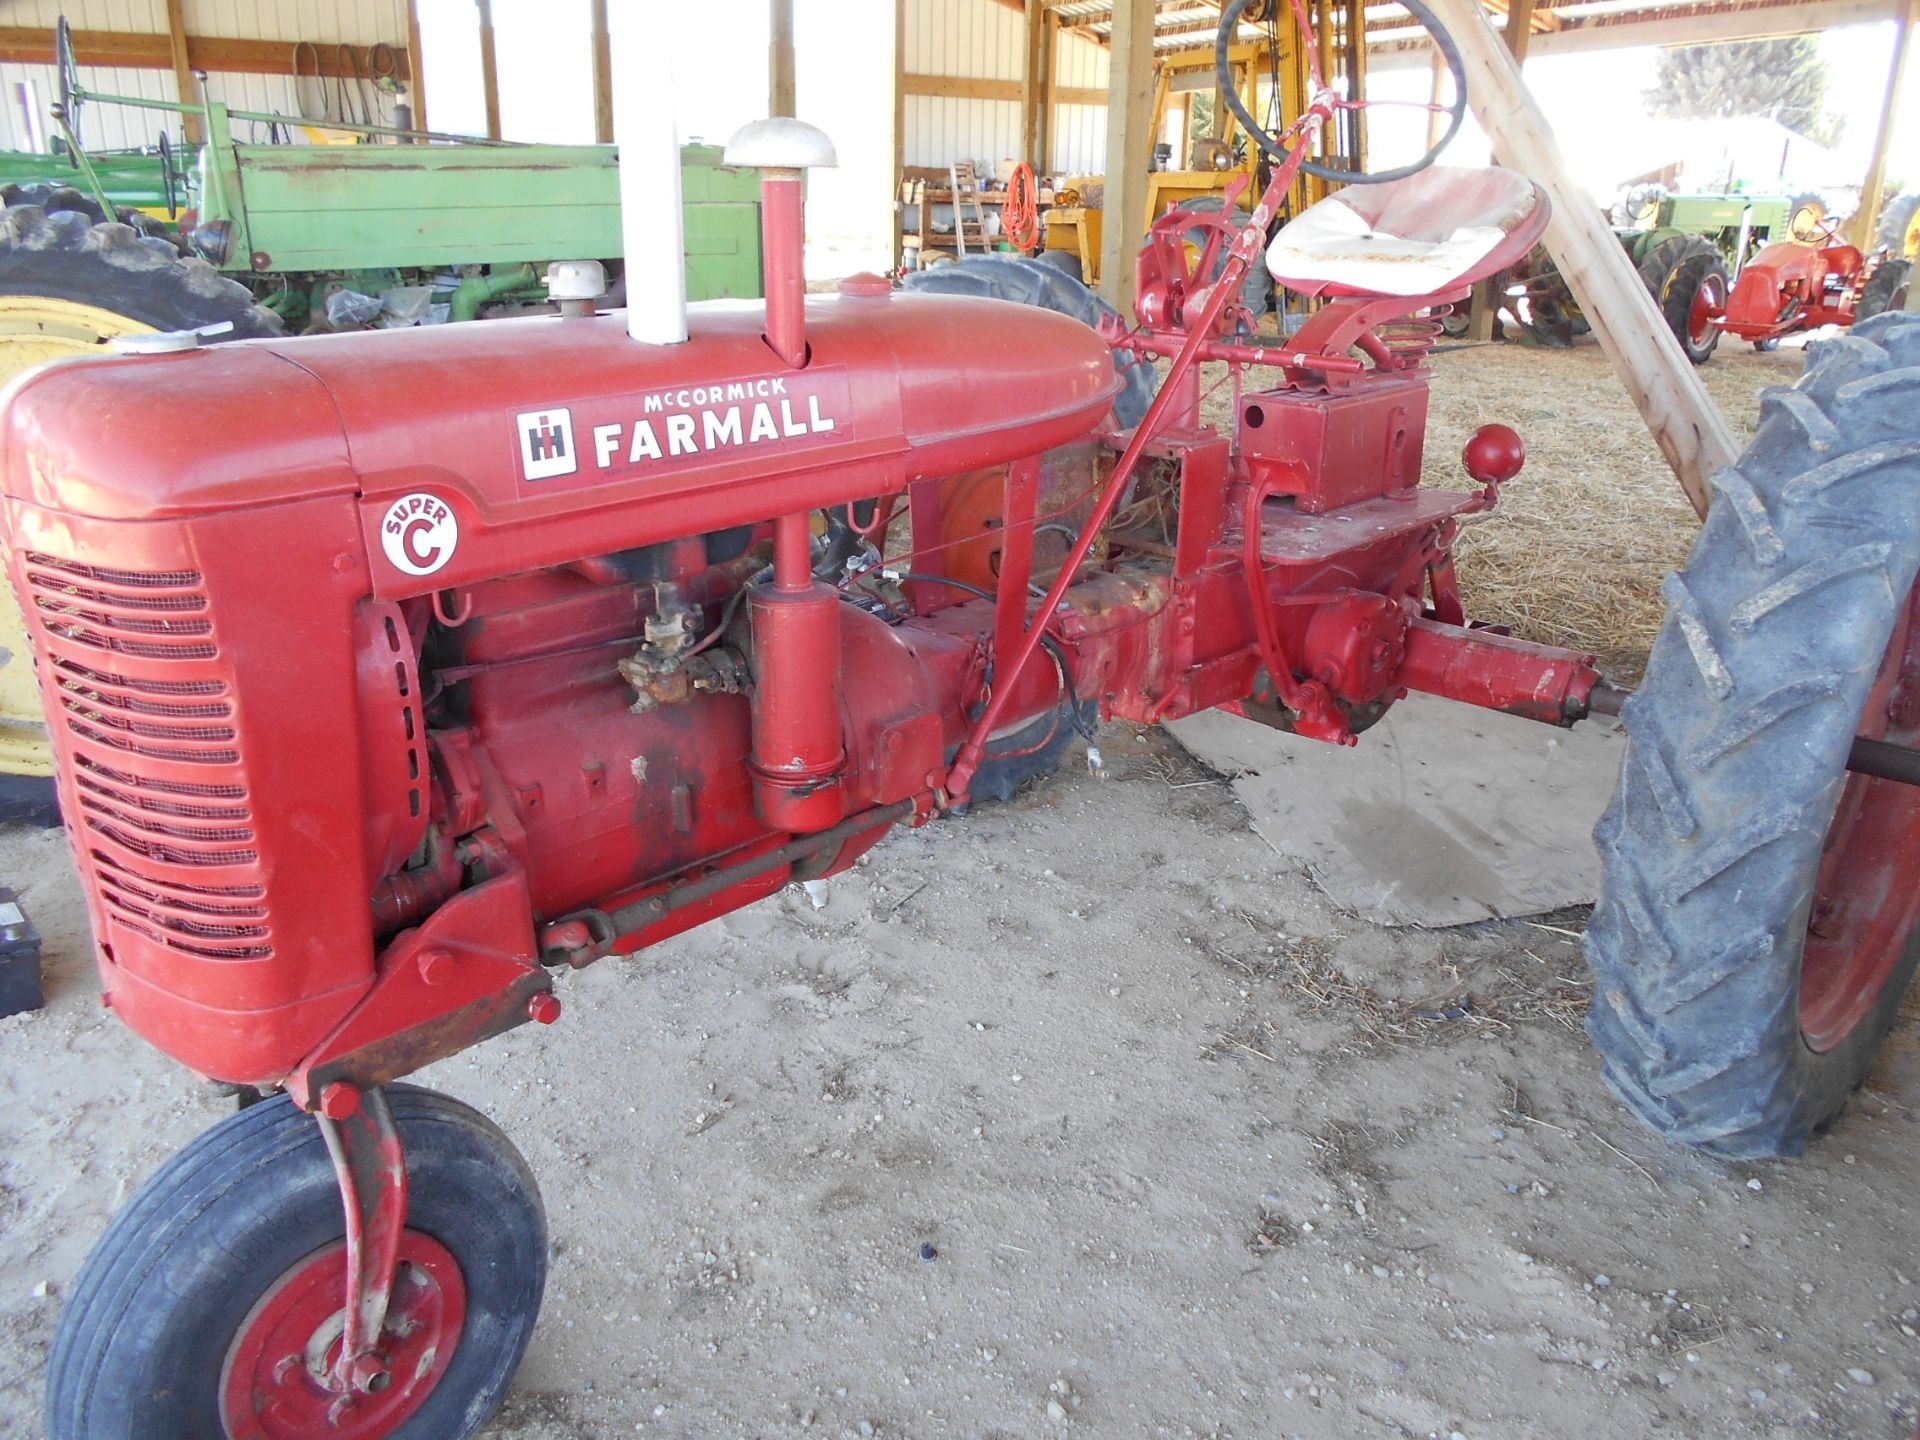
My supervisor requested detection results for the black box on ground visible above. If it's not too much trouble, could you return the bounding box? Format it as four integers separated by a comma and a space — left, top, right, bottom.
0, 886, 43, 1017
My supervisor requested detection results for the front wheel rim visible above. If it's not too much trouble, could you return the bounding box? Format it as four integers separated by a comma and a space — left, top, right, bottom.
219, 1231, 467, 1440
1801, 581, 1920, 1051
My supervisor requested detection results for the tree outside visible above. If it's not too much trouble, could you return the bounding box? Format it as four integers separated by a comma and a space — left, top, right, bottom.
1648, 37, 1845, 148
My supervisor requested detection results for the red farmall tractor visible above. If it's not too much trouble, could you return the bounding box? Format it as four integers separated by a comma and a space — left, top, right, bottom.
11, 3, 1920, 1435
1717, 212, 1913, 349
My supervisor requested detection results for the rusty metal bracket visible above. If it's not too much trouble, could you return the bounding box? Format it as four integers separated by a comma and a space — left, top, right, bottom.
315, 1086, 408, 1395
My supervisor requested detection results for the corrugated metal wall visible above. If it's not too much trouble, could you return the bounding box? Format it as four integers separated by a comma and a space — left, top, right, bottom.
0, 0, 412, 153
1051, 28, 1107, 178
903, 0, 1109, 175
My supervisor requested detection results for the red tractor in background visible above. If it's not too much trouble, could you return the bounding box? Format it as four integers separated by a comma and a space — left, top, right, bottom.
11, 2, 1920, 1436
1717, 213, 1912, 348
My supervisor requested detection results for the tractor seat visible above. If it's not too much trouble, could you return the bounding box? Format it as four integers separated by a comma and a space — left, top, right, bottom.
1265, 165, 1548, 299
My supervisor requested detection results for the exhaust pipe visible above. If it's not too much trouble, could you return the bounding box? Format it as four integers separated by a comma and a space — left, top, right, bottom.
613, 5, 687, 345
724, 117, 837, 368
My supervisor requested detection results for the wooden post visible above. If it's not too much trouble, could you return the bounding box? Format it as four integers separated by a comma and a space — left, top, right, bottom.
163, 0, 201, 143
406, 0, 428, 131
1021, 0, 1050, 171
1100, 0, 1155, 312
590, 0, 612, 142
476, 0, 501, 141
1428, 0, 1735, 516
1467, 0, 1533, 342
1850, 0, 1917, 251
892, 0, 907, 274
770, 0, 796, 118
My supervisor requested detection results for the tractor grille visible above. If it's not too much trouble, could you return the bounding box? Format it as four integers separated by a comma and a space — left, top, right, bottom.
24, 552, 273, 961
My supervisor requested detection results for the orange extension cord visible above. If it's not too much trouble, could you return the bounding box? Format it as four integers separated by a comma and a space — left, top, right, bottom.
1002, 162, 1040, 252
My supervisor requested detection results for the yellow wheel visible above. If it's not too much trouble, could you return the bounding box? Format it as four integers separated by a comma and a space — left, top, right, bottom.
0, 201, 282, 799
1788, 197, 1829, 243
0, 297, 144, 788
0, 293, 156, 376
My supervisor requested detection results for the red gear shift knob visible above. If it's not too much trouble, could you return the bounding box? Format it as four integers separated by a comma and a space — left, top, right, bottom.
1463, 423, 1526, 485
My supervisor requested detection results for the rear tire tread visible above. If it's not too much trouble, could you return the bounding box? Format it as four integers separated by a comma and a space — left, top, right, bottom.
1586, 312, 1920, 1159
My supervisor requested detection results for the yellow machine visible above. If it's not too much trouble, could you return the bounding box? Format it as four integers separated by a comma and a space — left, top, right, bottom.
1043, 14, 1364, 290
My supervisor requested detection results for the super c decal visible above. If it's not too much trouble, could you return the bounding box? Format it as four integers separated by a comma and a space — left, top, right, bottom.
380, 492, 460, 577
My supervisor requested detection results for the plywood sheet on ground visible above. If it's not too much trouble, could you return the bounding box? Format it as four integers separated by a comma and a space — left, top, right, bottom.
1167, 693, 1626, 926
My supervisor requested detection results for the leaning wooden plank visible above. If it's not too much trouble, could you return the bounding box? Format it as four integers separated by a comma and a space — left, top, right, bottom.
1426, 0, 1737, 518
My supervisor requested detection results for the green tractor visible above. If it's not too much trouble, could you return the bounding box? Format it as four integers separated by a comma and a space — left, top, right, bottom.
1500, 189, 1827, 363
0, 20, 767, 808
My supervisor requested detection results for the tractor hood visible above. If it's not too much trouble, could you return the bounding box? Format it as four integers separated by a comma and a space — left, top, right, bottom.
1, 290, 1120, 597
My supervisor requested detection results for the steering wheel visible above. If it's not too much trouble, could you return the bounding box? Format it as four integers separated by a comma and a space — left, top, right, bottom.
1215, 0, 1469, 185
55, 17, 85, 147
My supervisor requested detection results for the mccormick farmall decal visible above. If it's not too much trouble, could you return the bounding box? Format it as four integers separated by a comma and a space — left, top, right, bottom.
513, 367, 851, 489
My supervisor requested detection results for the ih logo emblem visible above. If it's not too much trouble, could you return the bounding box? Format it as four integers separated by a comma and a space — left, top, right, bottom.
516, 406, 577, 480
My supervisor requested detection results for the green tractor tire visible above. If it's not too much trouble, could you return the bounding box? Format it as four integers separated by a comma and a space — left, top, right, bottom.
1639, 234, 1728, 365
0, 197, 283, 806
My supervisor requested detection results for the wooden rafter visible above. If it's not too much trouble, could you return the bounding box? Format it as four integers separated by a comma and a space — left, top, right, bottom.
0, 26, 412, 78
975, 0, 1891, 53
1480, 0, 1561, 33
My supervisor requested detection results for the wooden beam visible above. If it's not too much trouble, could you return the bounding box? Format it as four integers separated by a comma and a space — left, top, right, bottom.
1480, 0, 1559, 32
770, 0, 796, 117
1100, 0, 1155, 311
1850, 0, 1917, 250
162, 0, 201, 143
590, 0, 612, 142
407, 0, 428, 130
1369, 0, 1898, 67
1468, 0, 1531, 342
1430, 0, 1735, 516
893, 0, 907, 274
476, 0, 501, 141
904, 73, 1102, 105
1021, 0, 1050, 170
1503, 0, 1537, 62
0, 27, 414, 79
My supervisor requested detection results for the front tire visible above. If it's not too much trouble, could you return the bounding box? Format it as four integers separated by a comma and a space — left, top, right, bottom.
1585, 313, 1920, 1157
47, 1086, 547, 1440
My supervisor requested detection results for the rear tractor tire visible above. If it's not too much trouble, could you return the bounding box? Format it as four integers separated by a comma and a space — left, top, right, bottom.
1857, 260, 1911, 323
1638, 234, 1727, 365
901, 254, 1159, 427
46, 1085, 547, 1440
1029, 249, 1085, 284
1876, 193, 1918, 257
1787, 192, 1830, 243
0, 202, 284, 802
0, 201, 282, 379
1586, 312, 1920, 1158
1169, 195, 1275, 331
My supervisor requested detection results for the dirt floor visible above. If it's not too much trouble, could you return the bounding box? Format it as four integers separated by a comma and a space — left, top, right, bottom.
4, 333, 1917, 1440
